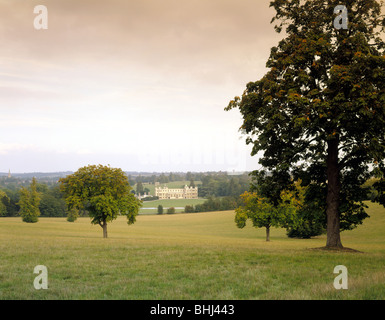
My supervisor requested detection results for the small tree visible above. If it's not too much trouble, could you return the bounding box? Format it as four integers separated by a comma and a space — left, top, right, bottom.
0, 190, 10, 217
279, 179, 323, 238
144, 187, 150, 195
373, 167, 385, 206
59, 165, 142, 238
167, 207, 176, 214
235, 191, 283, 241
136, 181, 144, 196
282, 181, 325, 238
66, 208, 79, 222
184, 205, 195, 213
18, 177, 41, 223
157, 204, 164, 215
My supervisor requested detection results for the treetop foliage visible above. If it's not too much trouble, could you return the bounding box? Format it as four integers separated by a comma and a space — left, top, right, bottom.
18, 177, 41, 223
226, 0, 385, 247
59, 164, 142, 227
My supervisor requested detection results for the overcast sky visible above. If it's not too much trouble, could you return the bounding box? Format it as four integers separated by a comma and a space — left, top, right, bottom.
0, 0, 283, 173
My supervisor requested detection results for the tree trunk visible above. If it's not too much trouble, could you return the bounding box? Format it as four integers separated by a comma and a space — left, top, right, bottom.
326, 138, 343, 249
101, 221, 108, 239
266, 225, 270, 242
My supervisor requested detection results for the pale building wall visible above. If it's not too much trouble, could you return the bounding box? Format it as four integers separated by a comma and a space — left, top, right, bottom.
155, 185, 198, 199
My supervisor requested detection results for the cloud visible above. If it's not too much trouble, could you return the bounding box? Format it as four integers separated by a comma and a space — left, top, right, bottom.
1, 0, 280, 84
0, 142, 35, 155
0, 0, 279, 172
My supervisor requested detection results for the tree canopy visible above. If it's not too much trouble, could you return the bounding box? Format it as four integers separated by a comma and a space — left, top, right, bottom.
0, 190, 10, 217
236, 179, 312, 241
59, 165, 142, 238
18, 177, 41, 223
235, 191, 282, 242
226, 0, 385, 249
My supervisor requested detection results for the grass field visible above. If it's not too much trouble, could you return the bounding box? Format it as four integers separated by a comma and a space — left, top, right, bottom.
0, 201, 384, 300
140, 198, 207, 214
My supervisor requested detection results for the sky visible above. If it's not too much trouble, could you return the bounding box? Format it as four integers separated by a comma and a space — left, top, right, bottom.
0, 0, 283, 173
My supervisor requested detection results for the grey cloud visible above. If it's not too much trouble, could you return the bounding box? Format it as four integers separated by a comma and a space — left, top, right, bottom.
1, 0, 281, 85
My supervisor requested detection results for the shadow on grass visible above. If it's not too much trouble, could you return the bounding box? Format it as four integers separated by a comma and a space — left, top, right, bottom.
308, 246, 365, 254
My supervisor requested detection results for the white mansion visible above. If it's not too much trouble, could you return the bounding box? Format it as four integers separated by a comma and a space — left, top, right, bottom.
155, 185, 198, 200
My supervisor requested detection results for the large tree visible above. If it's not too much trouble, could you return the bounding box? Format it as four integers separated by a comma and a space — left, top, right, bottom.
59, 165, 142, 238
226, 0, 385, 249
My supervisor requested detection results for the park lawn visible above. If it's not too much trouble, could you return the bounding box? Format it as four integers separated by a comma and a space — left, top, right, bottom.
0, 201, 384, 300
140, 198, 207, 214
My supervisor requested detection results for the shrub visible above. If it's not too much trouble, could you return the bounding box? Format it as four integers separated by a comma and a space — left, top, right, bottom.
286, 221, 324, 239
67, 208, 79, 222
184, 205, 194, 213
142, 196, 159, 202
167, 207, 176, 214
286, 208, 325, 239
18, 178, 41, 223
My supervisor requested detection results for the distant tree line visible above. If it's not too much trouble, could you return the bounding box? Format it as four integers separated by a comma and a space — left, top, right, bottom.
184, 196, 244, 213
141, 196, 159, 201
0, 171, 251, 217
0, 179, 74, 218
198, 174, 250, 198
128, 172, 189, 186
133, 181, 151, 196
0, 171, 381, 219
130, 172, 251, 199
128, 172, 245, 187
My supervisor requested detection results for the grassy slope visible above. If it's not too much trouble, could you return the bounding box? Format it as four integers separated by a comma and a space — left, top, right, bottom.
0, 202, 384, 300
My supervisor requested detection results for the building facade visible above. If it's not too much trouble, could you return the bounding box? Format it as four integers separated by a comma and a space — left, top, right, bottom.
155, 185, 198, 199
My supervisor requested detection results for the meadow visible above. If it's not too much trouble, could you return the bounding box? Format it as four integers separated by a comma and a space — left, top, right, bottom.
140, 198, 207, 214
136, 180, 205, 213
0, 201, 384, 300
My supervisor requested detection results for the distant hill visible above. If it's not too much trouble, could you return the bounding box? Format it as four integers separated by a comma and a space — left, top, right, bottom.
0, 172, 73, 179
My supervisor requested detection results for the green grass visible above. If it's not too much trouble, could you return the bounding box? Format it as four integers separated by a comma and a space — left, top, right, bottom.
0, 202, 384, 300
140, 198, 206, 214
